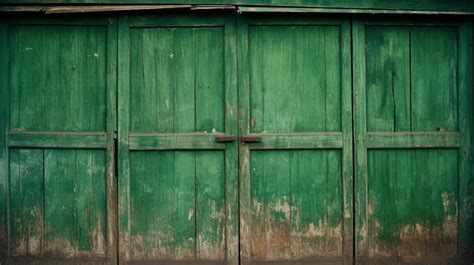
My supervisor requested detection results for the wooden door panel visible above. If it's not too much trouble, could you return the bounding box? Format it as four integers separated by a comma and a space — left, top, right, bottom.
354, 20, 472, 263
0, 18, 117, 264
118, 15, 238, 264
239, 17, 353, 265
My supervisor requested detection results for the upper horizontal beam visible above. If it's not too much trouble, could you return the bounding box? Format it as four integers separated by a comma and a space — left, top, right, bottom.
0, 2, 473, 14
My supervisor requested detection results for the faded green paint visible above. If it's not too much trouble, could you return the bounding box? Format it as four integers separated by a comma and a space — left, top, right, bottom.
0, 17, 116, 264
354, 20, 473, 263
1, 0, 474, 13
118, 14, 238, 264
0, 12, 472, 265
239, 17, 353, 264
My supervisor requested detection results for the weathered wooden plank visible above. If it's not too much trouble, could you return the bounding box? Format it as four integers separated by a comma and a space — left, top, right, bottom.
1, 0, 473, 13
8, 132, 107, 149
365, 27, 410, 132
411, 27, 458, 132
128, 133, 227, 150
8, 25, 107, 133
0, 23, 9, 257
339, 20, 353, 265
245, 133, 343, 150
173, 27, 197, 260
352, 19, 369, 259
458, 23, 473, 256
127, 15, 226, 28
237, 14, 252, 265
75, 150, 107, 256
104, 17, 118, 265
117, 16, 131, 262
195, 27, 225, 133
237, 6, 474, 15
43, 149, 76, 256
289, 150, 343, 258
223, 14, 239, 265
173, 152, 196, 259
130, 151, 176, 260
366, 132, 460, 149
196, 151, 226, 260
9, 149, 43, 256
252, 151, 292, 260
367, 150, 458, 257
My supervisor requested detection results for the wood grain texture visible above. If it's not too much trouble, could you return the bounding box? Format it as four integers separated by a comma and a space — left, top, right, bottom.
355, 20, 473, 262
119, 14, 237, 264
239, 17, 352, 264
1, 17, 116, 263
1, 0, 474, 13
0, 23, 9, 257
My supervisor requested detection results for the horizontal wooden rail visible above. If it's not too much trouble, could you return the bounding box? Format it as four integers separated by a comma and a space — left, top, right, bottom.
238, 6, 474, 15
366, 132, 460, 149
128, 133, 229, 150
8, 131, 108, 149
246, 132, 343, 150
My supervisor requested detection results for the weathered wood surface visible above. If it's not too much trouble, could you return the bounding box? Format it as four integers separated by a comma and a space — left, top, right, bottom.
118, 14, 238, 264
354, 19, 473, 263
0, 17, 117, 264
0, 13, 472, 265
238, 17, 353, 265
0, 0, 473, 13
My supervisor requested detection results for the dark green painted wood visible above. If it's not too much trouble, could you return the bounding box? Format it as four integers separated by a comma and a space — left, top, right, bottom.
1, 0, 474, 13
246, 133, 343, 150
0, 23, 9, 257
9, 25, 106, 132
8, 132, 108, 149
238, 16, 353, 265
128, 133, 227, 150
354, 19, 473, 262
366, 132, 460, 149
0, 17, 117, 264
118, 14, 238, 264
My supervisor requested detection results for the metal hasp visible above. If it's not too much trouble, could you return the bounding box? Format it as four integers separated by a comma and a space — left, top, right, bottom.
215, 135, 236, 143
240, 135, 261, 143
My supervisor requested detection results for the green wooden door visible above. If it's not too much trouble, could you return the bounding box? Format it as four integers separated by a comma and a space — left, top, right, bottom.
354, 20, 473, 263
0, 17, 117, 264
117, 14, 238, 264
238, 16, 353, 265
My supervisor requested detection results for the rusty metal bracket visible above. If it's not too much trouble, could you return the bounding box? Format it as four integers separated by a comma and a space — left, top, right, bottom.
215, 135, 236, 143
240, 135, 261, 143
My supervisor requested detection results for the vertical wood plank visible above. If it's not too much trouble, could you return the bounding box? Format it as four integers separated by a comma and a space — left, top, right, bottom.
173, 27, 197, 259
105, 17, 118, 265
458, 23, 473, 256
9, 149, 43, 256
340, 20, 353, 265
0, 22, 9, 257
75, 150, 106, 256
411, 27, 458, 132
118, 16, 131, 264
195, 27, 225, 133
224, 14, 239, 265
353, 19, 369, 259
237, 14, 252, 265
196, 151, 225, 260
365, 27, 410, 132
44, 149, 76, 256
